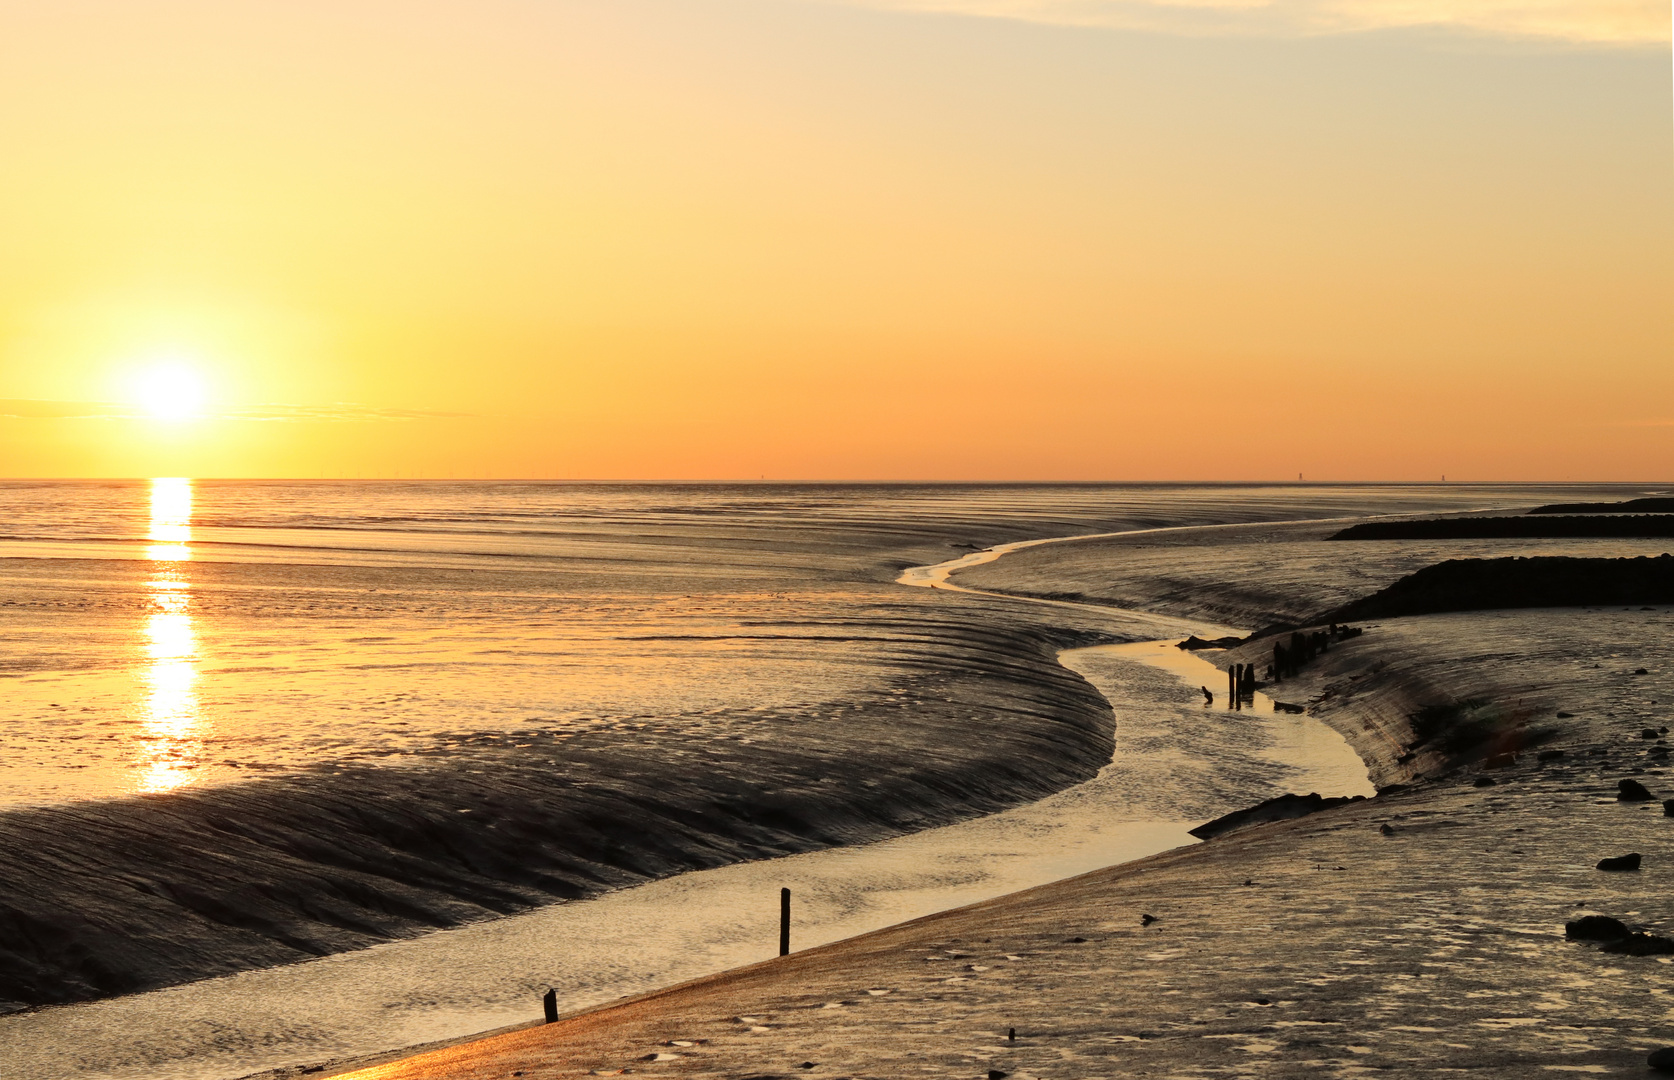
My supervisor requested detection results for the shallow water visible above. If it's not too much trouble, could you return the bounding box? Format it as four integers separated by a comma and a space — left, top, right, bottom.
0, 479, 1573, 806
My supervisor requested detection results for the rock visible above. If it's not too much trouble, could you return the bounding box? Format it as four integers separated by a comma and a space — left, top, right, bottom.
1602, 932, 1674, 955
1649, 1047, 1674, 1072
1473, 777, 1497, 787
1272, 701, 1307, 715
988, 1072, 1009, 1080
1597, 853, 1643, 871
1644, 729, 1662, 739
1379, 823, 1395, 836
1619, 778, 1656, 801
1177, 635, 1243, 651
1566, 915, 1630, 940
1140, 914, 1157, 925
1556, 711, 1574, 718
1637, 668, 1650, 675
1538, 749, 1566, 761
1664, 799, 1674, 817
1187, 793, 1367, 840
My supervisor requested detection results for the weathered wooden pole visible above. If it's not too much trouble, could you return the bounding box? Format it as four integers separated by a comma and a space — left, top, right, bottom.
543, 987, 558, 1024
780, 887, 791, 956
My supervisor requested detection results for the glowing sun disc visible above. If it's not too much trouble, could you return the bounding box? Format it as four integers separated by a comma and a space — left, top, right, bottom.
133, 365, 207, 421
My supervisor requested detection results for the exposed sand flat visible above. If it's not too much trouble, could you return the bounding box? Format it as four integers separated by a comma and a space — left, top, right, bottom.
295, 608, 1674, 1078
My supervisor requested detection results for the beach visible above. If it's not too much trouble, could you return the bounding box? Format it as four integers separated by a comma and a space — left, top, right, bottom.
0, 481, 1662, 1077
313, 553, 1674, 1079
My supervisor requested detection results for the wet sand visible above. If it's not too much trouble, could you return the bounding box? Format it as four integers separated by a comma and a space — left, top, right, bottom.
301, 521, 1674, 1079
4, 484, 1659, 1076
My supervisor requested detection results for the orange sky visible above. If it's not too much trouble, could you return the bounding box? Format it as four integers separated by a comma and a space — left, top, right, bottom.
0, 0, 1670, 480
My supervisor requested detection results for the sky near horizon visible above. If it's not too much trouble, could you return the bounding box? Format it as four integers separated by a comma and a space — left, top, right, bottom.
0, 0, 1670, 481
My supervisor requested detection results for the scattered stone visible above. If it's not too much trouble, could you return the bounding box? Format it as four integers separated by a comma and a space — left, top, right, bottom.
1649, 1047, 1674, 1072
798, 1063, 817, 1070
1643, 729, 1660, 739
1556, 711, 1574, 718
1538, 749, 1566, 761
1068, 937, 1087, 943
1566, 915, 1629, 940
1664, 799, 1674, 817
1619, 778, 1656, 801
1474, 777, 1497, 787
988, 1071, 1009, 1080
1140, 914, 1157, 925
1272, 701, 1307, 714
1252, 998, 1271, 1005
1597, 853, 1643, 871
1638, 668, 1650, 675
1379, 823, 1395, 836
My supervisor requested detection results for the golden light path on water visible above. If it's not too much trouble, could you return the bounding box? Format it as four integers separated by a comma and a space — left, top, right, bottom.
137, 477, 203, 794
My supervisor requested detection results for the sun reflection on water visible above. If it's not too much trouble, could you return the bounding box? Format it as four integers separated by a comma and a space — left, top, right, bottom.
136, 478, 204, 794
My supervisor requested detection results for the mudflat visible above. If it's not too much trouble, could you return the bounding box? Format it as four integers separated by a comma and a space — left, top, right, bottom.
310, 525, 1674, 1078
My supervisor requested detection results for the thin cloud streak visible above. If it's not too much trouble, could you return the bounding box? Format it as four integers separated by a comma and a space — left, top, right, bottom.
831, 0, 1666, 44
0, 400, 471, 423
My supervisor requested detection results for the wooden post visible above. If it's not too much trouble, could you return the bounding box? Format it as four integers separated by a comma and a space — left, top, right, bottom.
543, 988, 558, 1024
780, 887, 791, 956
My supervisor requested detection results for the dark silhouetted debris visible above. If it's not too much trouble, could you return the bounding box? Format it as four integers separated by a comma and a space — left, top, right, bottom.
1567, 915, 1630, 940
1643, 729, 1660, 739
1273, 701, 1306, 714
1188, 792, 1367, 840
1379, 823, 1395, 836
1177, 635, 1243, 651
1140, 914, 1158, 926
1620, 779, 1656, 801
1603, 933, 1674, 956
1597, 853, 1643, 871
1474, 777, 1497, 787
988, 1071, 1009, 1080
1538, 749, 1566, 761
1650, 1048, 1674, 1072
1637, 668, 1650, 675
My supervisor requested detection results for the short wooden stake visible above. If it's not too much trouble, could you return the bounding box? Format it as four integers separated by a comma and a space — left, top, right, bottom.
543, 987, 558, 1024
780, 887, 791, 956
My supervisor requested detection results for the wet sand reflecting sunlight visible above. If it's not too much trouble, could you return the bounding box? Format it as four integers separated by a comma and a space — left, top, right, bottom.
137, 478, 203, 794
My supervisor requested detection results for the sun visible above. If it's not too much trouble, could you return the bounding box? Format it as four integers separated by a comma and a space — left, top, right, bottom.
131, 362, 208, 422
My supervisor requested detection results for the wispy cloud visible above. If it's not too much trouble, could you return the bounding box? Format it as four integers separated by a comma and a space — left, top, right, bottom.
833, 0, 1665, 44
0, 400, 471, 422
